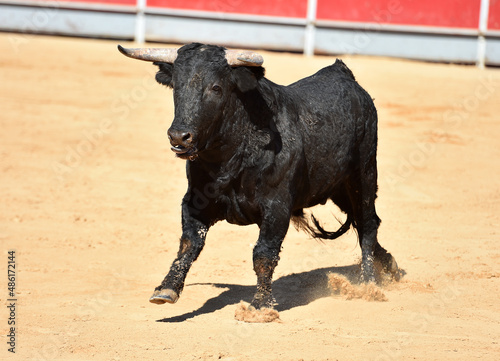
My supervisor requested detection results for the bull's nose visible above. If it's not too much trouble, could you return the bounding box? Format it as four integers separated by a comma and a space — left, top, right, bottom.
167, 129, 193, 147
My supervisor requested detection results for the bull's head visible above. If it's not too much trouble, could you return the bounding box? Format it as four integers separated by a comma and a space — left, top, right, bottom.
118, 43, 264, 161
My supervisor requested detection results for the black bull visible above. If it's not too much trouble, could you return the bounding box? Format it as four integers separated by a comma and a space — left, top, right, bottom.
118, 43, 399, 310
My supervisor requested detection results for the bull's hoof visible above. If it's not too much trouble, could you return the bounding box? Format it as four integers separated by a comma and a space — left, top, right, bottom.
387, 255, 401, 281
149, 289, 179, 304
235, 301, 281, 323
250, 292, 275, 310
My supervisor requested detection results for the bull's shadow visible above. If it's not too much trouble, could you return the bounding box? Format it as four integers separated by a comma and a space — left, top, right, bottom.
156, 265, 360, 323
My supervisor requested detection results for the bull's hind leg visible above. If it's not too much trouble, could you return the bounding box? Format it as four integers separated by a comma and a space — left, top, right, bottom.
346, 158, 398, 283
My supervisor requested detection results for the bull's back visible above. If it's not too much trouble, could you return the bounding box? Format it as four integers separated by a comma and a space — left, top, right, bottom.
288, 59, 373, 123
285, 60, 378, 205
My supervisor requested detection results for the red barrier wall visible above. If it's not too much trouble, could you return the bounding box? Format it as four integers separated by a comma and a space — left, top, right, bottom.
4, 0, 499, 64
489, 0, 500, 30
147, 0, 307, 18
317, 0, 481, 29
7, 0, 500, 33
56, 0, 137, 5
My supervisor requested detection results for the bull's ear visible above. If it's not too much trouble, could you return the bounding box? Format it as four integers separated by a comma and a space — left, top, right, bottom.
232, 66, 265, 93
153, 61, 173, 88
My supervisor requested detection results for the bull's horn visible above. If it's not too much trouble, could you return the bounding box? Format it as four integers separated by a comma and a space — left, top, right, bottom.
117, 45, 178, 63
225, 50, 264, 67
118, 45, 263, 67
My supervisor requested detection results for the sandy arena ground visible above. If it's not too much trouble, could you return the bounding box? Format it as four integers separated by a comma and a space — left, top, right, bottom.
1, 34, 499, 360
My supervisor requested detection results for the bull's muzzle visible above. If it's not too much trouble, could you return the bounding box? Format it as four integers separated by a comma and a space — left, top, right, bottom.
167, 128, 198, 160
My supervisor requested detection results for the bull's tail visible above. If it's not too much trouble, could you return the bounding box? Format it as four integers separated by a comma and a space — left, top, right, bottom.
310, 214, 353, 240
292, 211, 353, 240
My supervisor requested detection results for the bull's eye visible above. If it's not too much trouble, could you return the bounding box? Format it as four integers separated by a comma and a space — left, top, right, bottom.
211, 85, 222, 94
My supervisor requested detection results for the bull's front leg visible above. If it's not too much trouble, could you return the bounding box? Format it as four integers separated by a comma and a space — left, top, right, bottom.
250, 205, 290, 310
149, 201, 209, 305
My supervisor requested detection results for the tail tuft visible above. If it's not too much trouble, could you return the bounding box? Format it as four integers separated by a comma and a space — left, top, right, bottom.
292, 211, 353, 240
